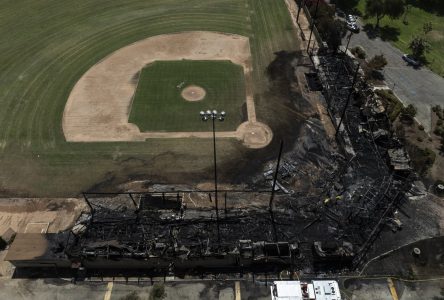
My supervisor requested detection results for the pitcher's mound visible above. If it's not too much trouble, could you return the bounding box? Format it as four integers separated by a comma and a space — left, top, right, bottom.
181, 85, 206, 101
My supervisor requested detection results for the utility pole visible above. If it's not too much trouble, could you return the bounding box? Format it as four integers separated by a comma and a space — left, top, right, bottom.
335, 65, 360, 138
296, 0, 307, 23
333, 32, 354, 85
82, 192, 94, 217
344, 31, 353, 54
269, 140, 284, 211
329, 32, 355, 110
306, 0, 320, 54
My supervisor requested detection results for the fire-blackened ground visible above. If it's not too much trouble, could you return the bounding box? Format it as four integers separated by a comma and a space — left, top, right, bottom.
79, 52, 422, 274
26, 48, 436, 279
88, 51, 313, 194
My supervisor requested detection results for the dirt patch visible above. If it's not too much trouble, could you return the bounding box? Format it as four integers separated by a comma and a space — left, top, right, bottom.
63, 31, 261, 143
0, 198, 86, 234
428, 30, 444, 42
134, 121, 272, 148
181, 85, 206, 101
285, 0, 317, 51
237, 121, 273, 149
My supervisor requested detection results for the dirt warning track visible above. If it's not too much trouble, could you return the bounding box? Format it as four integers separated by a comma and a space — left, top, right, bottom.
62, 31, 271, 148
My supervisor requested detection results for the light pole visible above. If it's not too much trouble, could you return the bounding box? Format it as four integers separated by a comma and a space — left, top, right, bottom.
200, 109, 225, 245
306, 0, 320, 54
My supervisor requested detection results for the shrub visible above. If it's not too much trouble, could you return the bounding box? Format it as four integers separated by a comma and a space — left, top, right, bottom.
150, 284, 166, 300
423, 22, 433, 34
408, 146, 436, 175
375, 89, 403, 122
120, 292, 140, 300
437, 119, 443, 126
434, 127, 444, 137
351, 46, 367, 59
432, 105, 441, 113
418, 124, 424, 131
401, 104, 417, 121
368, 54, 388, 70
409, 36, 431, 60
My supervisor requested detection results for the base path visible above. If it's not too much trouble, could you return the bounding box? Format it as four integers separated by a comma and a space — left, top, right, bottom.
63, 31, 267, 147
139, 121, 272, 149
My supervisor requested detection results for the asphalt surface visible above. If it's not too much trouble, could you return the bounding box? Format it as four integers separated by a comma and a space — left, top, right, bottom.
0, 279, 270, 300
346, 22, 444, 132
0, 277, 443, 299
342, 277, 444, 300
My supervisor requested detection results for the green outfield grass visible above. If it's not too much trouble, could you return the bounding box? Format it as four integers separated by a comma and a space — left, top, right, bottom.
0, 0, 299, 196
129, 60, 245, 132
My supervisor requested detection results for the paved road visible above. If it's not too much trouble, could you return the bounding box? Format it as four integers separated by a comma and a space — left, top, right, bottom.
342, 277, 444, 300
1, 277, 444, 300
346, 24, 444, 132
0, 279, 270, 300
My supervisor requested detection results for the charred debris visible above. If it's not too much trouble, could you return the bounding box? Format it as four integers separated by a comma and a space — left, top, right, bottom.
9, 49, 417, 277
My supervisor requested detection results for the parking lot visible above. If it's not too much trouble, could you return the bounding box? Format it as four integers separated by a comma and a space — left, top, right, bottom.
343, 18, 444, 132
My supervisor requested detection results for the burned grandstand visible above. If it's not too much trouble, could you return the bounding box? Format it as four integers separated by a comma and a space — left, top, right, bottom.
6, 37, 417, 279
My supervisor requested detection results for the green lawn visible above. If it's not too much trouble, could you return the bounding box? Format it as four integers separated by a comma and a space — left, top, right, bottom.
0, 0, 299, 196
129, 60, 245, 132
356, 0, 444, 76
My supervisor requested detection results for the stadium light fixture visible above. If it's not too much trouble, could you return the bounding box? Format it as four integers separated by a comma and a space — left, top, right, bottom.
199, 109, 226, 246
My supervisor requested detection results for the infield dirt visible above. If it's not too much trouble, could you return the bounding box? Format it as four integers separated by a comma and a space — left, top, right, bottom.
0, 0, 306, 196
63, 31, 256, 142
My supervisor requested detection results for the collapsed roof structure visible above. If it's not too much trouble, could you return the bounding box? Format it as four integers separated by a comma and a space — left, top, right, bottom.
6, 40, 415, 278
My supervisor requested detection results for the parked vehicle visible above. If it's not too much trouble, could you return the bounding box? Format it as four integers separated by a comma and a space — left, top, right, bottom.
346, 21, 360, 33
346, 14, 357, 23
402, 54, 420, 66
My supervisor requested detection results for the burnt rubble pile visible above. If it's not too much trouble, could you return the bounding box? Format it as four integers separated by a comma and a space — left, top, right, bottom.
42, 51, 415, 275
259, 51, 414, 268
309, 52, 413, 264
64, 193, 307, 273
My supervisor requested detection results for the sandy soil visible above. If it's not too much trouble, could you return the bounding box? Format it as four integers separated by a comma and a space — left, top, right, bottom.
285, 0, 318, 51
63, 31, 264, 146
0, 198, 86, 235
138, 120, 272, 149
181, 85, 206, 101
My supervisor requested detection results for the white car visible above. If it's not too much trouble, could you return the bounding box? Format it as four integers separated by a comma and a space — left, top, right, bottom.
402, 54, 420, 66
346, 21, 360, 33
347, 14, 357, 23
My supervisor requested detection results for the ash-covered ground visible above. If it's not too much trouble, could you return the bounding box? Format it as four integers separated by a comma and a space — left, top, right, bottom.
70, 50, 444, 276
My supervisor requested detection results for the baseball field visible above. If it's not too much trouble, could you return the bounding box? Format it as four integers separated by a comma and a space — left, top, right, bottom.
128, 60, 245, 132
0, 0, 301, 196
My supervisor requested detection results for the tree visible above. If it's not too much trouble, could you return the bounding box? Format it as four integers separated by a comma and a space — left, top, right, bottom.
384, 0, 405, 20
409, 36, 430, 59
401, 104, 417, 120
366, 0, 405, 27
368, 54, 388, 70
351, 46, 367, 59
423, 22, 433, 34
366, 0, 385, 26
365, 54, 387, 80
317, 18, 347, 51
334, 0, 360, 12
